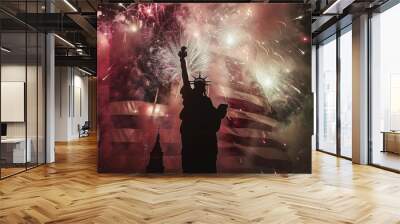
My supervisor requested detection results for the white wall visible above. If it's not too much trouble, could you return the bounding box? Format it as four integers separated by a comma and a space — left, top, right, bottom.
55, 66, 70, 141
1, 64, 46, 164
55, 67, 89, 141
1, 65, 26, 138
1, 64, 25, 138
1, 65, 43, 136
72, 73, 89, 138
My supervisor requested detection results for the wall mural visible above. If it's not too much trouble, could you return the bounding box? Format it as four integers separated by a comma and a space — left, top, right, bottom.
97, 3, 312, 173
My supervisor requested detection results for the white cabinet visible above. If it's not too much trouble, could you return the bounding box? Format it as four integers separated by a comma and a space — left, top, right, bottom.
1, 138, 32, 163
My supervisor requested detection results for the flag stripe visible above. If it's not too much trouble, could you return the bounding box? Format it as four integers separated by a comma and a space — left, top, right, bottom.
109, 100, 171, 116
110, 128, 283, 149
219, 133, 285, 149
110, 114, 274, 131
218, 142, 289, 161
109, 100, 277, 128
228, 109, 278, 128
223, 97, 270, 115
213, 86, 267, 107
111, 115, 174, 129
223, 117, 274, 131
219, 127, 269, 139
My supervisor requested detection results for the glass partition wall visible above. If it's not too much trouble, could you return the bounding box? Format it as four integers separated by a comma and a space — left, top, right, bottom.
339, 27, 352, 159
0, 1, 46, 179
370, 3, 400, 171
317, 35, 337, 155
316, 26, 352, 159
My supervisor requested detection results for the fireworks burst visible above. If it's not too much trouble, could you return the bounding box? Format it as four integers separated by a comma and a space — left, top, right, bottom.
98, 3, 310, 118
152, 35, 210, 85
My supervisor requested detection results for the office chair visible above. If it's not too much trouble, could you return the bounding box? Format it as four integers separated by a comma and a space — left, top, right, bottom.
79, 121, 90, 138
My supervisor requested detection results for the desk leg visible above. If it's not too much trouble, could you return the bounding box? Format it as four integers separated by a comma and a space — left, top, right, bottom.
382, 133, 386, 153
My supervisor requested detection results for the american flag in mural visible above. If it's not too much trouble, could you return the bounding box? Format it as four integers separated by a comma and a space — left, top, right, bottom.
97, 3, 312, 173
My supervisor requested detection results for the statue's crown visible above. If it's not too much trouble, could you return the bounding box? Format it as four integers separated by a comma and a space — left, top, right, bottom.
190, 73, 211, 85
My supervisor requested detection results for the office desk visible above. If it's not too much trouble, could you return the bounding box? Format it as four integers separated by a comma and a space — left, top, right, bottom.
1, 138, 31, 163
382, 131, 400, 154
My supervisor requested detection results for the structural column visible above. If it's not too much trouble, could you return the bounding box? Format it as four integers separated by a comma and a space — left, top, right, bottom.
46, 0, 55, 163
352, 14, 369, 164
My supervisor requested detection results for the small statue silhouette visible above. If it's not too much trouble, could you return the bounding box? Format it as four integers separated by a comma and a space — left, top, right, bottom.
178, 46, 228, 173
146, 130, 164, 173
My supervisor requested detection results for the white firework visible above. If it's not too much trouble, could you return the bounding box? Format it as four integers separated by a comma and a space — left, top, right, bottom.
153, 35, 210, 85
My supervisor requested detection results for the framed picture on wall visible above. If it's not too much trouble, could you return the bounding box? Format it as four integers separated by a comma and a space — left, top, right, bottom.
97, 3, 312, 174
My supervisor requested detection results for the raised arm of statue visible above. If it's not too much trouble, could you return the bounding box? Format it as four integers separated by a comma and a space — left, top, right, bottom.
178, 46, 191, 88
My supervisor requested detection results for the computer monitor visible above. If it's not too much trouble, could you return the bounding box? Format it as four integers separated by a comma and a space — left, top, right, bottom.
1, 123, 7, 137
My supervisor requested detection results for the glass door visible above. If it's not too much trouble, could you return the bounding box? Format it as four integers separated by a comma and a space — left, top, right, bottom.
339, 26, 352, 158
317, 35, 337, 154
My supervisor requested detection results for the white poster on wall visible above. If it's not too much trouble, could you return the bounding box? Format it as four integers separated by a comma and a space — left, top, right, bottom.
1, 81, 25, 122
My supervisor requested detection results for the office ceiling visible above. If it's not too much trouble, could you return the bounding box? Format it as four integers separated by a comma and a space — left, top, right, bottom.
0, 0, 395, 74
0, 0, 97, 74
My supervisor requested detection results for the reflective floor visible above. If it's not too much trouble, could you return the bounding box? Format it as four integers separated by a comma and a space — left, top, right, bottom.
0, 135, 400, 223
372, 150, 400, 171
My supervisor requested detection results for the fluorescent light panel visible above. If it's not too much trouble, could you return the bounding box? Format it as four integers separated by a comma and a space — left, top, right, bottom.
323, 0, 341, 14
1, 47, 11, 53
78, 68, 93, 76
54, 34, 75, 48
323, 0, 355, 15
63, 0, 78, 12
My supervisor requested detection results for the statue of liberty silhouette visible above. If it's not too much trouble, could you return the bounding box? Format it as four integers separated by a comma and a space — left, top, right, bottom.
178, 46, 228, 173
